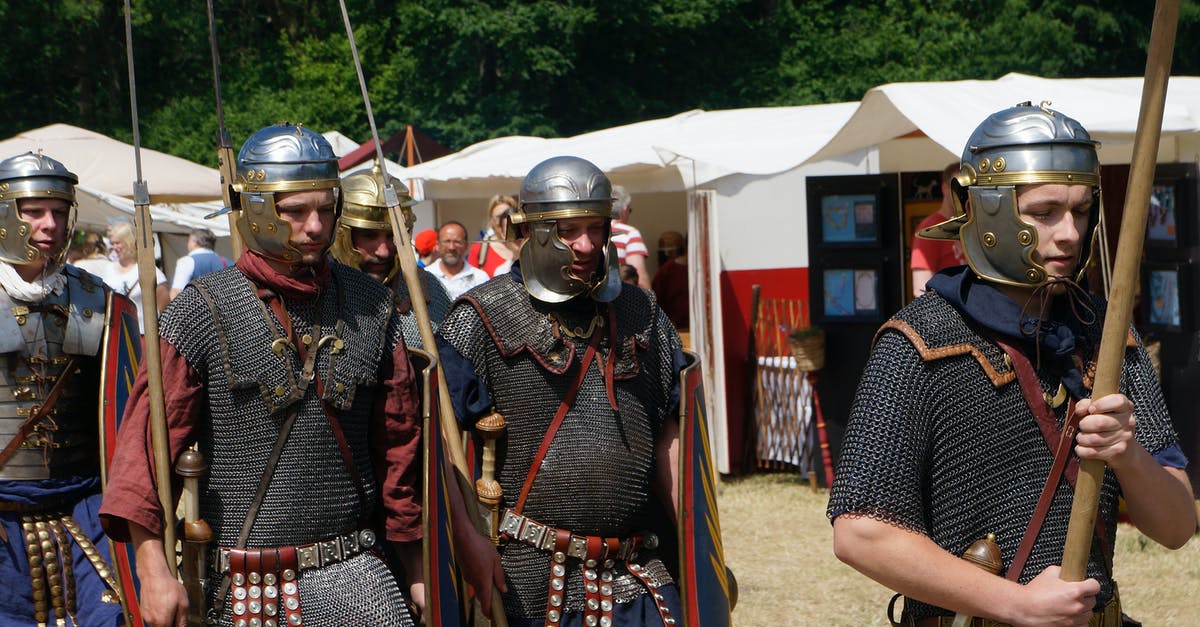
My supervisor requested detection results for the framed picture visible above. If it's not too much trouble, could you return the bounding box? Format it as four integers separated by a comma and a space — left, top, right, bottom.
1141, 261, 1192, 333
819, 266, 882, 322
1145, 164, 1196, 249
1146, 184, 1179, 246
820, 193, 880, 246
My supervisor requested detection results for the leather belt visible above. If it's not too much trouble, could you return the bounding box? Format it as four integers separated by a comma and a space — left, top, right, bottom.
498, 509, 677, 627
215, 528, 378, 575
499, 509, 656, 561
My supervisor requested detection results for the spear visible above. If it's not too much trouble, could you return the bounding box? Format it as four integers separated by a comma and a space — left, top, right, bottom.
336, 3, 508, 624
205, 0, 243, 260
122, 0, 177, 577
1060, 0, 1180, 581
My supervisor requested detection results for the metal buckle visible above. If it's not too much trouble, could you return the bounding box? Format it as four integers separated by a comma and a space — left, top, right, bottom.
499, 510, 522, 538
296, 545, 319, 570
357, 529, 376, 549
520, 519, 548, 548
320, 539, 342, 565
567, 536, 588, 560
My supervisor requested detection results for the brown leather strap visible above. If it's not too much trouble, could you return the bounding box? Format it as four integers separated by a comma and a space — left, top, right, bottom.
0, 356, 79, 467
997, 340, 1105, 581
513, 324, 604, 514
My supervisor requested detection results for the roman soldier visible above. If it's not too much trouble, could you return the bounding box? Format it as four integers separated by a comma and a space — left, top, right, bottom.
0, 152, 131, 626
438, 155, 686, 626
829, 103, 1195, 626
329, 165, 451, 346
100, 124, 425, 626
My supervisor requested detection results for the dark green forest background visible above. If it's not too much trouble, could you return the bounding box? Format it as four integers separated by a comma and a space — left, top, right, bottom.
4, 0, 1197, 165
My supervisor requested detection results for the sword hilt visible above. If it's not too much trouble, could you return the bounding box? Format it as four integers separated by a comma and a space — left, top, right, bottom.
474, 410, 506, 544
949, 533, 1002, 627
176, 447, 211, 626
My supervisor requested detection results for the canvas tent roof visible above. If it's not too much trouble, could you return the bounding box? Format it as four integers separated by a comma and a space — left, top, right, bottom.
807, 72, 1200, 164
395, 103, 860, 198
0, 124, 228, 235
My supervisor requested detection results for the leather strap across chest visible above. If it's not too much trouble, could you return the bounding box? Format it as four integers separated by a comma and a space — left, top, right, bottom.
996, 339, 1108, 581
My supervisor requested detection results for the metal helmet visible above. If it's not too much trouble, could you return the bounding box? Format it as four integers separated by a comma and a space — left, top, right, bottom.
330, 164, 413, 284
0, 151, 79, 265
234, 123, 340, 262
511, 156, 620, 303
919, 101, 1101, 288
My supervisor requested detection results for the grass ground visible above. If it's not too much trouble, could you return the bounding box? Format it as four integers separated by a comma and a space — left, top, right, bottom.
717, 472, 1200, 626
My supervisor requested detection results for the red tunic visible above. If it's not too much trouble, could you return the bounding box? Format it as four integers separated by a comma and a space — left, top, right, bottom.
99, 256, 422, 545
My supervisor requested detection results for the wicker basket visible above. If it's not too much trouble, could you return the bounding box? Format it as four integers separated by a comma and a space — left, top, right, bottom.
789, 330, 826, 372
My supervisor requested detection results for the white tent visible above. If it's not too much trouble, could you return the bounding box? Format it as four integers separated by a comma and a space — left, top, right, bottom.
398, 104, 860, 196
807, 73, 1200, 169
0, 124, 228, 235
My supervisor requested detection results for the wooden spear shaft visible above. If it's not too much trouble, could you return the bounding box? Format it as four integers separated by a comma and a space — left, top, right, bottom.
1060, 0, 1179, 582
124, 0, 177, 577
337, 3, 506, 623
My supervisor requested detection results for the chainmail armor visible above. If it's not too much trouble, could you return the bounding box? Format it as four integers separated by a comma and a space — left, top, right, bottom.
827, 292, 1179, 621
439, 275, 681, 617
391, 267, 450, 349
161, 262, 413, 625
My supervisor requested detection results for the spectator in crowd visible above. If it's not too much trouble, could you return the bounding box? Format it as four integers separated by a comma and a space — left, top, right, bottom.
68, 227, 115, 277
468, 194, 520, 277
652, 230, 689, 329
910, 162, 968, 297
414, 228, 439, 267
102, 221, 168, 334
169, 227, 231, 298
611, 185, 651, 289
426, 220, 490, 299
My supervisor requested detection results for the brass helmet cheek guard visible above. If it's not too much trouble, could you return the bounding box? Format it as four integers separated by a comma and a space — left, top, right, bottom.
918, 102, 1101, 288
234, 123, 341, 264
330, 165, 412, 284
0, 152, 79, 266
515, 156, 621, 303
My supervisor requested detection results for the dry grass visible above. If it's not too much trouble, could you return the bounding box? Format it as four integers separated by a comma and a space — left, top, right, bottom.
717, 473, 1200, 626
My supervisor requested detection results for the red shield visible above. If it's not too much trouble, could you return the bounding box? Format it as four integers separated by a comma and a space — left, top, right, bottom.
415, 348, 470, 627
677, 350, 734, 626
97, 292, 145, 626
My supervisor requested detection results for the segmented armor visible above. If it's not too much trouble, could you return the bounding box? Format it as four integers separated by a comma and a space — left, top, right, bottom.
161, 262, 412, 626
827, 291, 1178, 621
439, 275, 681, 617
0, 268, 106, 480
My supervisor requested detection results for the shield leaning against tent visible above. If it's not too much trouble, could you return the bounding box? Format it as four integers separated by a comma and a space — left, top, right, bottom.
97, 291, 145, 626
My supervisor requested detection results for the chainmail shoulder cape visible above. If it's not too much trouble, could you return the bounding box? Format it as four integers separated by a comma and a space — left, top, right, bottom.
439, 275, 682, 617
390, 266, 451, 349
827, 291, 1179, 620
160, 262, 413, 626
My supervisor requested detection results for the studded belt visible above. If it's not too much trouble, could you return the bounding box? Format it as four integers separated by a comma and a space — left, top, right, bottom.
215, 528, 378, 575
215, 529, 378, 627
498, 509, 677, 627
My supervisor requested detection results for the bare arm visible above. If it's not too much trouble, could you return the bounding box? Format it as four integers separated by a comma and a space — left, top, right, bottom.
911, 268, 934, 298
392, 540, 426, 618
155, 283, 170, 312
832, 515, 1099, 627
654, 414, 680, 525
627, 253, 651, 290
129, 522, 189, 627
1075, 394, 1197, 548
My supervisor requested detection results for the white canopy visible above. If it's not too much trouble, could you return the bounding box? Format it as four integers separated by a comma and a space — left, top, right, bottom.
807, 72, 1200, 164
397, 103, 859, 198
0, 124, 228, 235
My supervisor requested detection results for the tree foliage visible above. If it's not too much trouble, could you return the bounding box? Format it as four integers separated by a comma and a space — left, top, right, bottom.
1, 0, 1195, 165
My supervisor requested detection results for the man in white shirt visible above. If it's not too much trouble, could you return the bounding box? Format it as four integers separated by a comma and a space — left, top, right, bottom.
426, 221, 490, 300
169, 227, 231, 298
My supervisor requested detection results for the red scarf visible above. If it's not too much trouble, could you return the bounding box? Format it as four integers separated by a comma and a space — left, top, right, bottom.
236, 251, 331, 300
